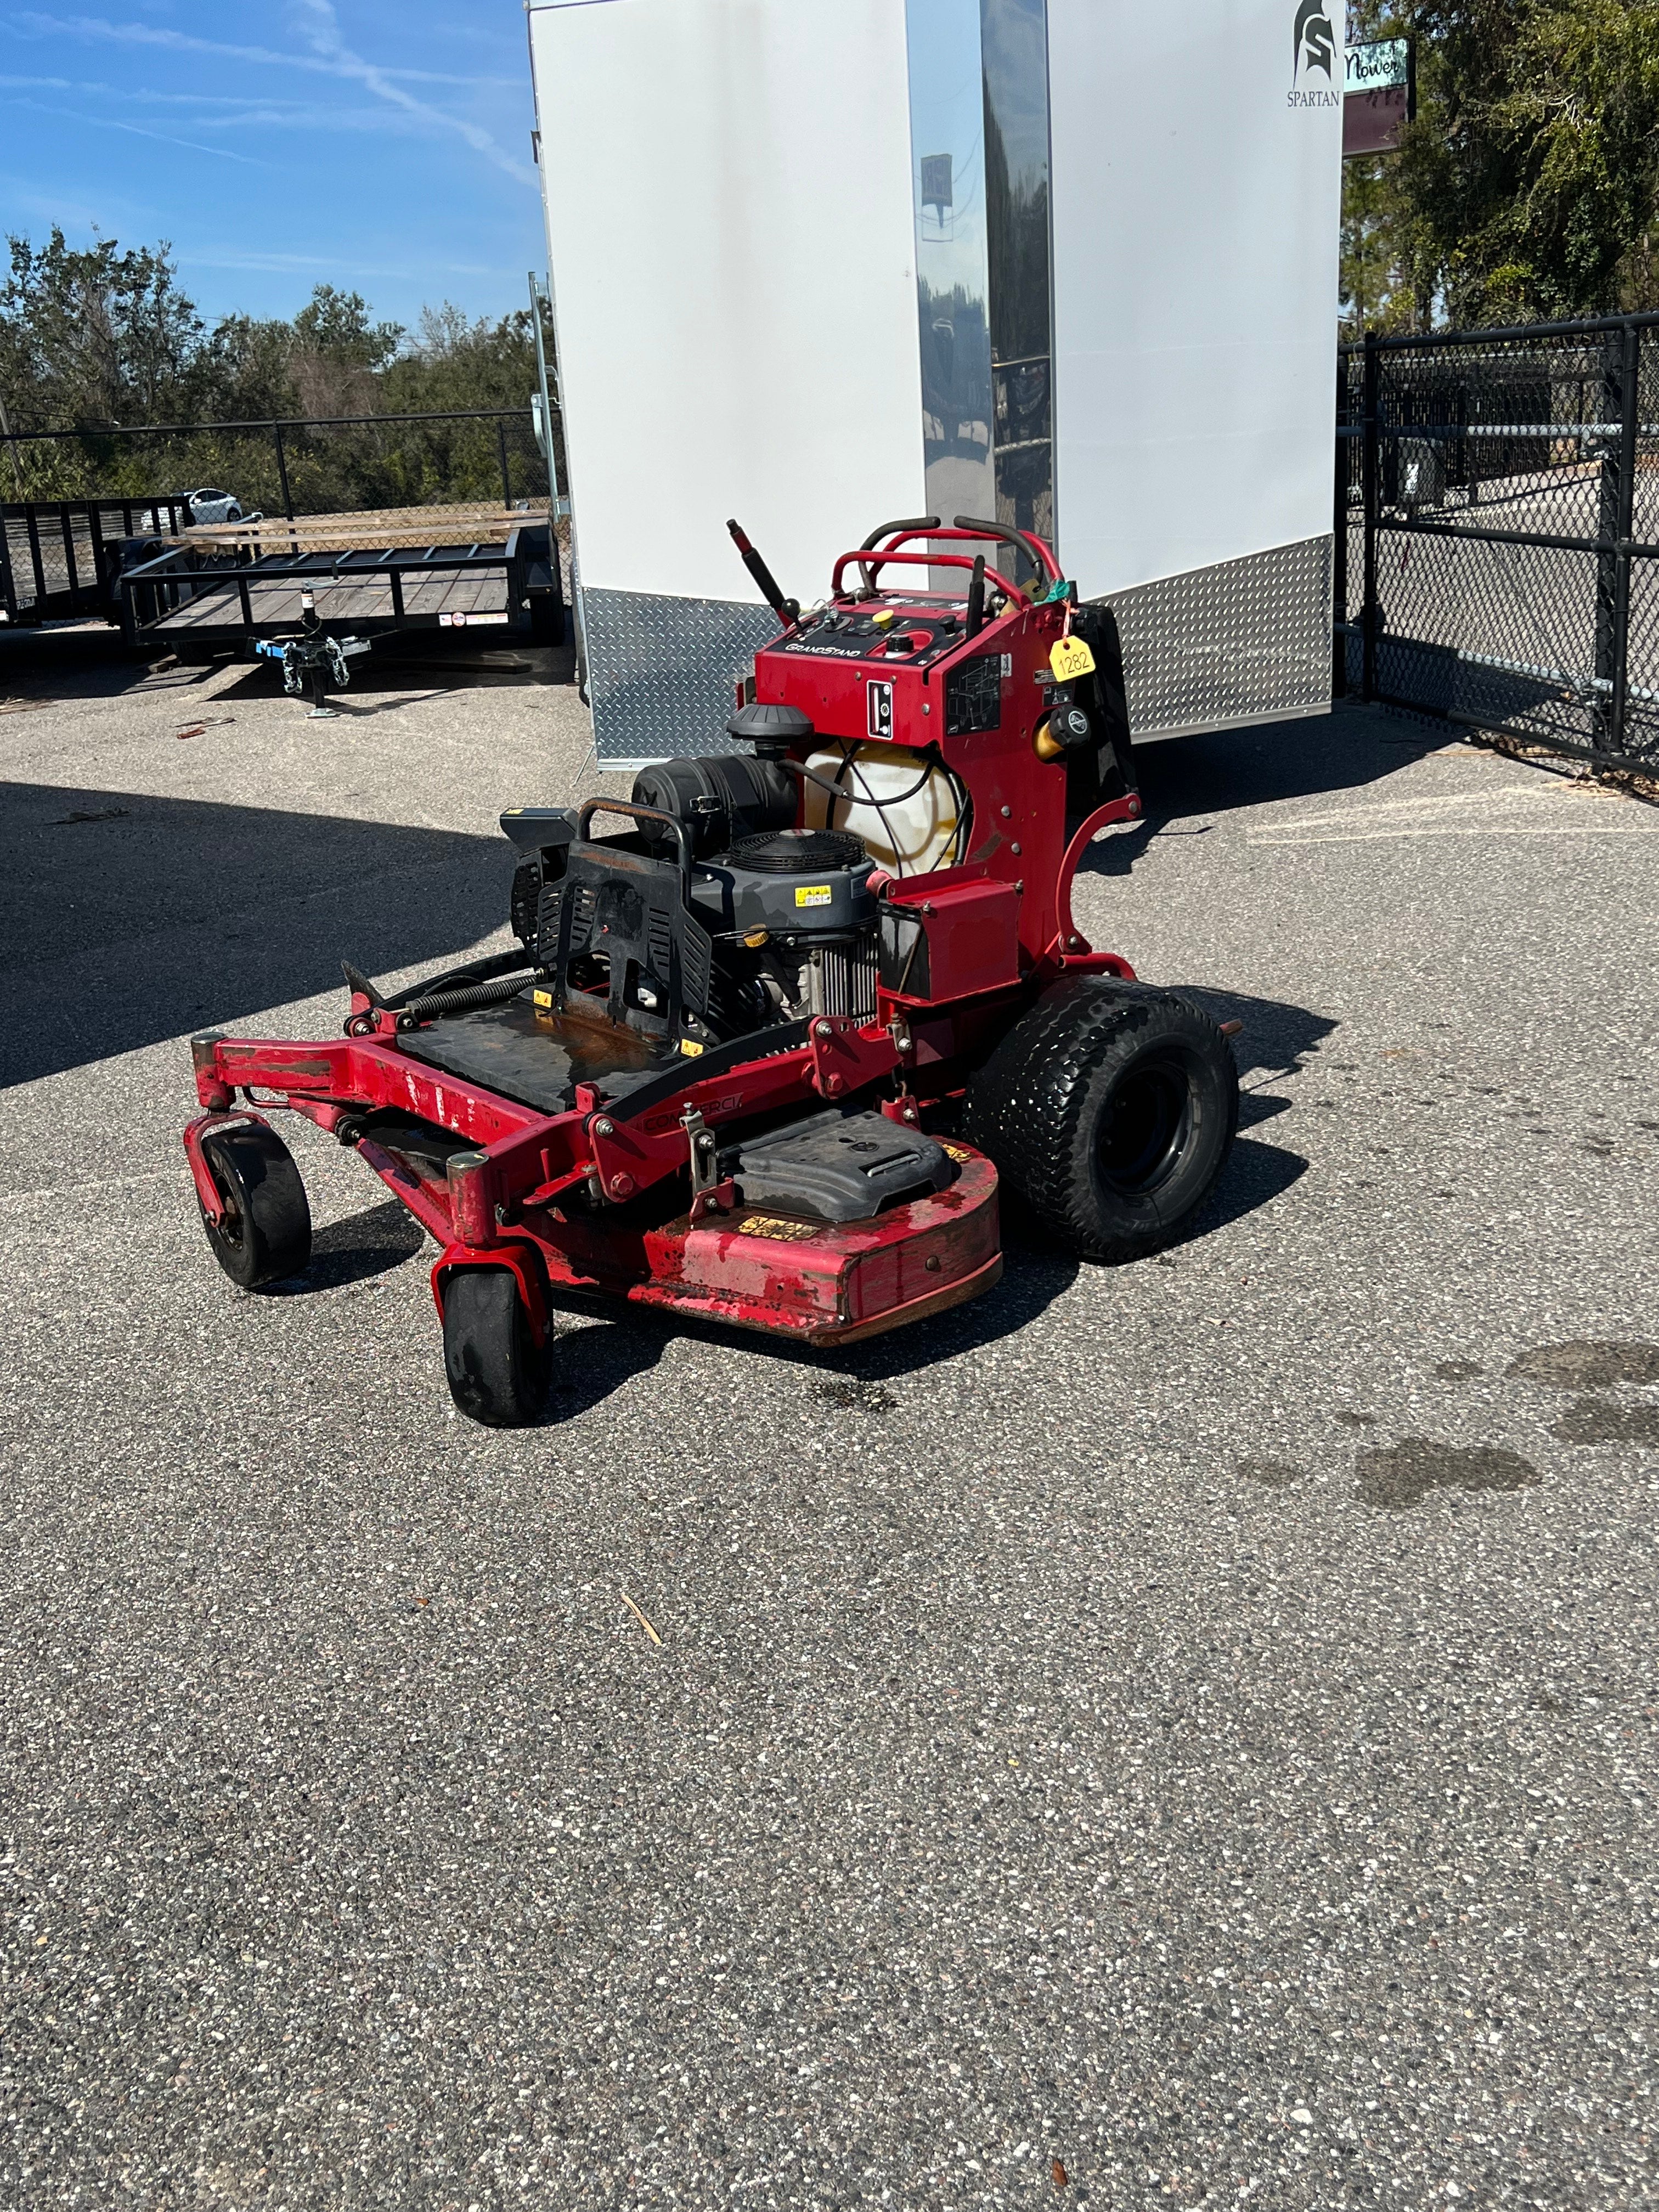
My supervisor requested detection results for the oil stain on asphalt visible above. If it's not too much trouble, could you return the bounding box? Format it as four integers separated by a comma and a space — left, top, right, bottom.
1506, 1340, 1659, 1387
1357, 1437, 1541, 1509
1551, 1398, 1659, 1446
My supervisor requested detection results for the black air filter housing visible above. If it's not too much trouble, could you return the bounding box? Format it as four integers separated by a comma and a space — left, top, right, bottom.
630, 752, 795, 859
688, 827, 874, 938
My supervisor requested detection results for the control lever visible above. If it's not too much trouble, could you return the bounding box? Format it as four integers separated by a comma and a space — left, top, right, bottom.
964, 554, 986, 639
727, 518, 800, 628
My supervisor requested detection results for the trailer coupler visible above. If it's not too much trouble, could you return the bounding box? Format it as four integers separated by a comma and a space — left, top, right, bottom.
254, 589, 370, 715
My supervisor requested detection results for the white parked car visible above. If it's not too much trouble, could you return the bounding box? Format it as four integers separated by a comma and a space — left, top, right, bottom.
134, 488, 263, 535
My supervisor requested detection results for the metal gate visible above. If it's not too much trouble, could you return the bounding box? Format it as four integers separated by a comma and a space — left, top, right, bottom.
1337, 312, 1659, 769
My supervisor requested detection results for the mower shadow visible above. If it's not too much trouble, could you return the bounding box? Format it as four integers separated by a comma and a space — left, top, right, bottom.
1, 780, 518, 1090
1164, 984, 1339, 1091
262, 1199, 428, 1296
545, 1311, 669, 1419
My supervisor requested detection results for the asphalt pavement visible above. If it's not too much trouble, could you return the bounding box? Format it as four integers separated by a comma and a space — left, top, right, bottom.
2, 629, 1656, 2209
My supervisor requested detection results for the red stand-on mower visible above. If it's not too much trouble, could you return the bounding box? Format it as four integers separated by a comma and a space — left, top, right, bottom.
183, 516, 1239, 1425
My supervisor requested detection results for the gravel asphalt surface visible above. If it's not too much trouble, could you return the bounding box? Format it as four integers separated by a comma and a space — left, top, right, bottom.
2, 630, 1657, 2210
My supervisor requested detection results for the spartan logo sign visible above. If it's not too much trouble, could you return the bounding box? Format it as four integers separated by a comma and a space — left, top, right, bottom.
1292, 0, 1336, 81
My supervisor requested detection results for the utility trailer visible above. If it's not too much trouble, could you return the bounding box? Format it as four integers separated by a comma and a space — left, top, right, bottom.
0, 494, 193, 627
116, 511, 565, 662
527, 0, 1346, 765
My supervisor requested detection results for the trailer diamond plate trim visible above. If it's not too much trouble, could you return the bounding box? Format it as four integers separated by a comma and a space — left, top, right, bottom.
585, 586, 782, 762
1102, 533, 1333, 736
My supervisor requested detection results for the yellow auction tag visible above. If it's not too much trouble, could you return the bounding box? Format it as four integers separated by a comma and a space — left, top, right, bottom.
1049, 635, 1096, 682
679, 1036, 706, 1057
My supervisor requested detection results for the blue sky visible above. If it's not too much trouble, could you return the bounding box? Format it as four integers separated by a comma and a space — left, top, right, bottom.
0, 2, 548, 334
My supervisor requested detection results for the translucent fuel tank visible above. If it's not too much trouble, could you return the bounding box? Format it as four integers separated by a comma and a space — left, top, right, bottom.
799, 742, 963, 876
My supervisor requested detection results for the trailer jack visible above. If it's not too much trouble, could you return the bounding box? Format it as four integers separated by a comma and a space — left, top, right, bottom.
253, 588, 369, 717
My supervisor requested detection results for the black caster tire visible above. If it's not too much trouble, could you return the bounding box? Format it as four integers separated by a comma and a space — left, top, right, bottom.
964, 977, 1238, 1262
442, 1268, 555, 1427
196, 1120, 312, 1289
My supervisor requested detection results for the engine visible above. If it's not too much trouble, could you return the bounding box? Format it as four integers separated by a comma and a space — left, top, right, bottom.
502, 749, 881, 1046
686, 824, 879, 1032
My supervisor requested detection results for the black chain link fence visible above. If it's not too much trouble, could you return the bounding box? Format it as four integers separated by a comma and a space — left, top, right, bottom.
1, 405, 555, 518
2, 406, 561, 625
1337, 313, 1659, 768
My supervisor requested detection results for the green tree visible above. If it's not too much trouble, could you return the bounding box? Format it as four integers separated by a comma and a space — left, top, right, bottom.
1343, 0, 1659, 330
0, 230, 557, 507
381, 303, 539, 414
290, 285, 403, 370
201, 314, 300, 422
0, 226, 206, 427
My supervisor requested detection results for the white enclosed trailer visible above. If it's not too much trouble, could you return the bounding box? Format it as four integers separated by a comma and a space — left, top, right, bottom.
527, 0, 1344, 765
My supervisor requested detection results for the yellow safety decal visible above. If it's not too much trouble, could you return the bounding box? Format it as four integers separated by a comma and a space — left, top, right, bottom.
1049, 635, 1096, 682
679, 1036, 706, 1057
738, 1215, 819, 1240
532, 988, 554, 1009
795, 884, 833, 909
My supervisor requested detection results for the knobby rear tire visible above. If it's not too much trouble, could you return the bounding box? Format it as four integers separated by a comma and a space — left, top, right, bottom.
964, 978, 1238, 1262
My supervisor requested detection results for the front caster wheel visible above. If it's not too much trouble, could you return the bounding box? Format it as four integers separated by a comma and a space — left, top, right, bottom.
964, 978, 1239, 1262
442, 1268, 555, 1427
196, 1120, 312, 1289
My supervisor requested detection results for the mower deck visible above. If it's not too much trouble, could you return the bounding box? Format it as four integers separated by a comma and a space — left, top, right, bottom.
539, 1146, 1000, 1345
185, 1000, 1006, 1352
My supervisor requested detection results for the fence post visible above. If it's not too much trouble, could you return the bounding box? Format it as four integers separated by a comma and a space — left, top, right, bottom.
272, 421, 295, 516
1602, 321, 1640, 754
272, 421, 297, 556
497, 419, 513, 507
1333, 353, 1348, 699
1593, 328, 1635, 749
1361, 329, 1380, 702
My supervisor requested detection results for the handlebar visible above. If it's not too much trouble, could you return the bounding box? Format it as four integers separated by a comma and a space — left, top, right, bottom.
951, 514, 1062, 586
577, 797, 694, 879
850, 519, 1062, 590
830, 545, 1029, 604
859, 514, 940, 595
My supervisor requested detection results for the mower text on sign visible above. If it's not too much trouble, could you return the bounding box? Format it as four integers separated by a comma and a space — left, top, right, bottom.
1343, 36, 1412, 155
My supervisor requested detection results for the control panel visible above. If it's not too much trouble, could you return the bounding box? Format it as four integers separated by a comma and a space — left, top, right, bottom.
773, 603, 969, 670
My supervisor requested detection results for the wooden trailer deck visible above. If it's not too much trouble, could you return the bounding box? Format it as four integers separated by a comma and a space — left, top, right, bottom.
149, 565, 511, 635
